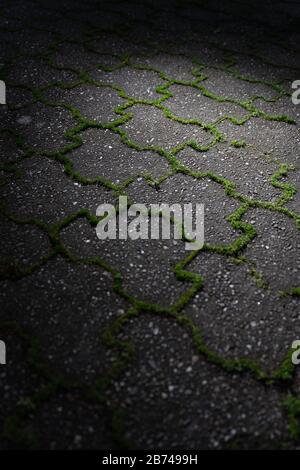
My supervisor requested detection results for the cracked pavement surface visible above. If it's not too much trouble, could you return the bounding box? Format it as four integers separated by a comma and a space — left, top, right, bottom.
1, 0, 300, 450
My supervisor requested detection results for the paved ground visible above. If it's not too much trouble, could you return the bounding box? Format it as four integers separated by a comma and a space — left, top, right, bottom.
1, 0, 300, 450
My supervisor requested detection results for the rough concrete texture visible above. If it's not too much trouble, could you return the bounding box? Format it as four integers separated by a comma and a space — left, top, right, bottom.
1, 0, 300, 450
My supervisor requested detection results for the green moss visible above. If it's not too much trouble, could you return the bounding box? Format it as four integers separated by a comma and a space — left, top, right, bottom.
231, 139, 246, 148
290, 288, 300, 297
249, 267, 269, 290
283, 395, 300, 439
1, 4, 300, 449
